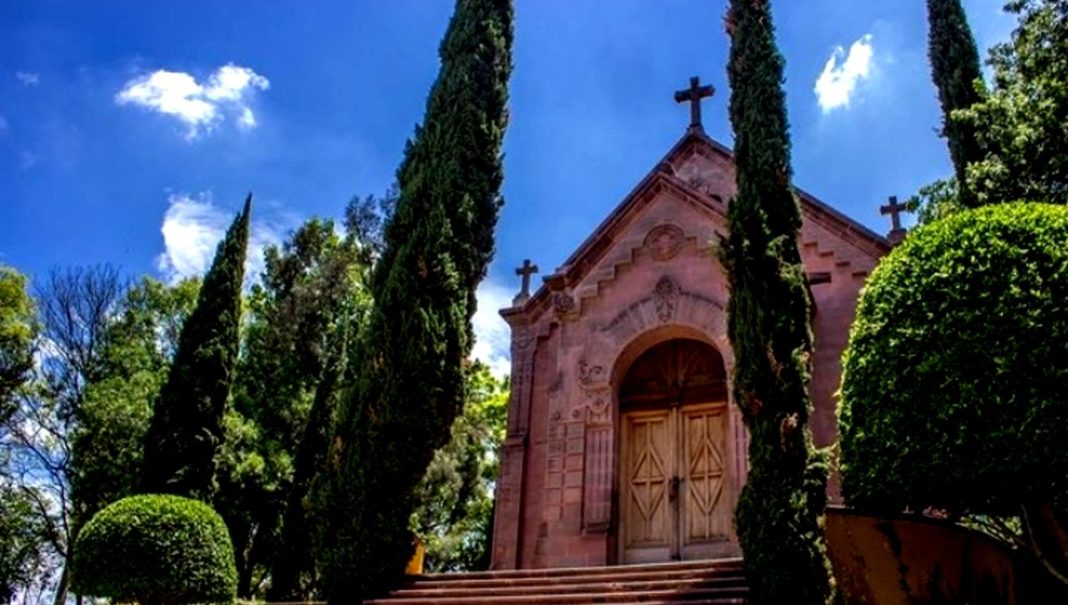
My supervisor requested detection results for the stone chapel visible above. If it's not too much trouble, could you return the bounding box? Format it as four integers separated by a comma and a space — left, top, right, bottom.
489, 78, 901, 570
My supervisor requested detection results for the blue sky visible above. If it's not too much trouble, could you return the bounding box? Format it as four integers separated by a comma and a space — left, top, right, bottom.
0, 0, 1016, 371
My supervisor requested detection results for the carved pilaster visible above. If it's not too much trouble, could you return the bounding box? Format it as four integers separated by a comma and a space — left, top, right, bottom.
492, 322, 536, 569
577, 358, 613, 532
583, 394, 613, 531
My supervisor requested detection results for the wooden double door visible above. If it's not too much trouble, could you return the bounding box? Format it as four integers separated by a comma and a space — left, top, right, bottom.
618, 339, 732, 563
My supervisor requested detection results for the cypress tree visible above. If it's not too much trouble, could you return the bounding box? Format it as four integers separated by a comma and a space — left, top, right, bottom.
927, 0, 987, 208
720, 1, 835, 603
141, 196, 251, 500
316, 1, 512, 602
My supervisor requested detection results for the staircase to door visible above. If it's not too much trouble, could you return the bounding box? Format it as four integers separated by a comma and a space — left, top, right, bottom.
365, 558, 747, 604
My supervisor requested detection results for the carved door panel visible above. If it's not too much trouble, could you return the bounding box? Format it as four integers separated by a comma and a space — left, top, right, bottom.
621, 409, 674, 564
679, 403, 731, 559
619, 339, 732, 563
621, 403, 730, 563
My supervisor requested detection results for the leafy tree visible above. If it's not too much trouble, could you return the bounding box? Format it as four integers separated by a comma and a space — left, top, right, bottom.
411, 361, 508, 572
3, 264, 124, 605
926, 0, 987, 208
839, 203, 1068, 585
958, 0, 1068, 206
0, 266, 37, 423
719, 0, 835, 602
265, 209, 382, 602
71, 278, 199, 529
316, 0, 513, 601
906, 177, 964, 224
142, 197, 251, 500
0, 482, 49, 604
218, 216, 371, 599
914, 0, 1068, 219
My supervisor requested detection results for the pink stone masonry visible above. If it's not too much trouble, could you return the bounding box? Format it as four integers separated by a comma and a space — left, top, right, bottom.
489, 132, 889, 570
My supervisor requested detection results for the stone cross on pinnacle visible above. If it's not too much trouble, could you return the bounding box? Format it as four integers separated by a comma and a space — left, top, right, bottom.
675, 76, 715, 133
514, 259, 539, 305
880, 195, 912, 244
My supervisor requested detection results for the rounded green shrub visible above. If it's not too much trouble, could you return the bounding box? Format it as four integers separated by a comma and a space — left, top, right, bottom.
72, 494, 236, 605
839, 203, 1068, 515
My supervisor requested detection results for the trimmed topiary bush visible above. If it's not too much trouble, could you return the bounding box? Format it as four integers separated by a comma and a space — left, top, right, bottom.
839, 202, 1068, 515
72, 494, 236, 605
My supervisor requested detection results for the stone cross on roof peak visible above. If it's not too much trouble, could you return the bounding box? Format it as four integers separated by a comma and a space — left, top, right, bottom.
674, 76, 715, 134
513, 259, 539, 305
880, 195, 912, 244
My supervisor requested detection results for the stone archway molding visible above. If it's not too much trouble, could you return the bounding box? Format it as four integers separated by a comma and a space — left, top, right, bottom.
574, 275, 744, 535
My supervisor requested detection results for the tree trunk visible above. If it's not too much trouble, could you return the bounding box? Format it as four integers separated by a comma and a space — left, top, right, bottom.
52, 562, 69, 605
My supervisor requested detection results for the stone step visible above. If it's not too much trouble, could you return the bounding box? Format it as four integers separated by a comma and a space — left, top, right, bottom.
366, 559, 748, 605
370, 601, 744, 605
391, 575, 746, 598
410, 565, 744, 589
365, 586, 748, 605
417, 558, 743, 582
407, 570, 745, 591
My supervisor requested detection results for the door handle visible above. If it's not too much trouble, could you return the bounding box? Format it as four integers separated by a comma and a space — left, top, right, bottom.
669, 476, 680, 502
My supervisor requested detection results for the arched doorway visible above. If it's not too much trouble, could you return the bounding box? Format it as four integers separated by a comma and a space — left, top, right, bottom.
617, 338, 731, 563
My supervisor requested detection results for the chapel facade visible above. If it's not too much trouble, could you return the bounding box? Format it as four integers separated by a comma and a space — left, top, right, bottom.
489, 85, 896, 570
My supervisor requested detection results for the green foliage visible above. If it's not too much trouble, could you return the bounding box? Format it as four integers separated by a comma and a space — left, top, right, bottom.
926, 0, 986, 208
218, 216, 371, 600
913, 1, 1067, 221
0, 265, 37, 423
411, 361, 508, 572
720, 1, 835, 602
839, 203, 1068, 515
906, 177, 965, 225
142, 197, 251, 500
0, 485, 49, 604
317, 1, 512, 601
72, 494, 237, 605
72, 277, 199, 526
957, 0, 1068, 206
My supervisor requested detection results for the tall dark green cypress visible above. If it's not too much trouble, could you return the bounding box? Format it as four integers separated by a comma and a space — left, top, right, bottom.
316, 1, 512, 602
927, 0, 987, 208
141, 196, 251, 500
720, 2, 835, 603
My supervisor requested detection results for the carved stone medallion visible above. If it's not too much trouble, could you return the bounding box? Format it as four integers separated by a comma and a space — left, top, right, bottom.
644, 224, 685, 261
552, 292, 577, 318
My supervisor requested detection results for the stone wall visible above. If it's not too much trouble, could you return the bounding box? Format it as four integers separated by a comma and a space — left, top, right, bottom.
825, 508, 1035, 605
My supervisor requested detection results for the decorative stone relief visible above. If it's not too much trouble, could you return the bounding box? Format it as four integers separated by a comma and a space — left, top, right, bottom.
644, 224, 685, 262
577, 359, 605, 388
586, 395, 611, 425
654, 275, 679, 323
552, 292, 578, 320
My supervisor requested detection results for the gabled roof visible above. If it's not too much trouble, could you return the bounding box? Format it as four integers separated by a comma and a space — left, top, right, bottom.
505, 130, 891, 319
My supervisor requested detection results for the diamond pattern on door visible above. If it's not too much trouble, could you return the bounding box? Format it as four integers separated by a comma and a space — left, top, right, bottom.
619, 339, 731, 563
623, 412, 671, 547
683, 407, 728, 543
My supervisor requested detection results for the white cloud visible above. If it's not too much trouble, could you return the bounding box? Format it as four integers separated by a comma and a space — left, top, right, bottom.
472, 279, 513, 377
15, 71, 40, 86
155, 193, 282, 285
116, 64, 269, 139
814, 34, 874, 113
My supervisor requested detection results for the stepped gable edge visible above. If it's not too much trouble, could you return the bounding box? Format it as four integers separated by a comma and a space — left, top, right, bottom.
503, 130, 891, 322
